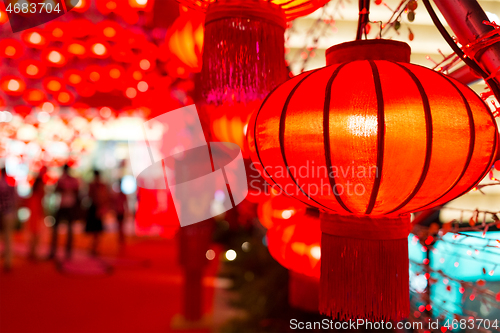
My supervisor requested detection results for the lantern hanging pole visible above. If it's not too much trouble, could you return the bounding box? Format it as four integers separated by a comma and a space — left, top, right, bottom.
422, 0, 500, 101
355, 0, 370, 41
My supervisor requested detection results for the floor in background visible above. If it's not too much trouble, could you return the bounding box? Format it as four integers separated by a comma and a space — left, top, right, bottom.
0, 232, 220, 333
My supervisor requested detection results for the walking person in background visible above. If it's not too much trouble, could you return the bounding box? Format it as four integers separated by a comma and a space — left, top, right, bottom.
114, 178, 129, 251
86, 170, 109, 256
0, 168, 16, 272
48, 164, 80, 261
26, 174, 46, 260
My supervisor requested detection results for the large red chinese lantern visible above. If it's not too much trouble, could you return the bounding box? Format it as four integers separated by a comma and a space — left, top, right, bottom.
176, 0, 329, 103
248, 39, 499, 321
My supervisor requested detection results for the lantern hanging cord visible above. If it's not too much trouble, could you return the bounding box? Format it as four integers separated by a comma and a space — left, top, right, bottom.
356, 0, 370, 40
422, 0, 500, 101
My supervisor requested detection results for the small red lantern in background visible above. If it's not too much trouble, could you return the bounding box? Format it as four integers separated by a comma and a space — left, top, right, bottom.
97, 20, 124, 41
42, 48, 67, 67
166, 10, 204, 72
21, 29, 48, 49
23, 89, 47, 106
43, 77, 64, 94
56, 90, 75, 106
203, 101, 262, 158
64, 69, 85, 87
89, 40, 111, 59
1, 76, 26, 96
267, 204, 321, 279
248, 39, 499, 321
257, 191, 307, 229
65, 40, 87, 58
19, 60, 46, 79
0, 39, 24, 59
45, 21, 70, 41
0, 4, 9, 26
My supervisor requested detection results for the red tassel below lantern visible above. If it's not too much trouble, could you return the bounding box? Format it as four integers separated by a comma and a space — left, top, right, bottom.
202, 1, 289, 103
319, 213, 411, 322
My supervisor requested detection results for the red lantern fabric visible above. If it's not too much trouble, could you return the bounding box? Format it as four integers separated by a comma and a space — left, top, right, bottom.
248, 40, 499, 321
267, 206, 321, 279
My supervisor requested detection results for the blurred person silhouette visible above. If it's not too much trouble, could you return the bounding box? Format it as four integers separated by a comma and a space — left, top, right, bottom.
26, 172, 46, 260
114, 178, 129, 250
86, 170, 109, 256
48, 164, 80, 261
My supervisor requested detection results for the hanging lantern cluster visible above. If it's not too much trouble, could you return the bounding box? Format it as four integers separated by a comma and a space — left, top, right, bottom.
248, 39, 499, 321
0, 0, 188, 119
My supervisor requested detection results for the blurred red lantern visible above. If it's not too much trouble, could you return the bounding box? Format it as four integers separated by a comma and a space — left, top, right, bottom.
96, 20, 124, 41
0, 4, 8, 25
96, 0, 121, 15
19, 60, 47, 79
128, 0, 152, 10
176, 0, 328, 103
257, 191, 307, 229
167, 11, 204, 71
63, 69, 85, 87
41, 48, 68, 67
89, 40, 111, 59
206, 101, 260, 158
0, 39, 24, 59
0, 76, 26, 96
43, 77, 64, 94
21, 29, 48, 48
45, 21, 70, 41
65, 40, 87, 58
267, 207, 321, 279
23, 89, 47, 106
56, 90, 75, 106
248, 40, 499, 321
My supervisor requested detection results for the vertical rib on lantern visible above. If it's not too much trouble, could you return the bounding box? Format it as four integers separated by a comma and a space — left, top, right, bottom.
202, 1, 289, 104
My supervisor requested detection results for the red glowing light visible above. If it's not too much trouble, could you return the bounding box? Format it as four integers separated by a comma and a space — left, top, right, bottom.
43, 77, 64, 93
0, 39, 23, 59
66, 41, 87, 57
42, 48, 67, 67
21, 29, 48, 48
56, 90, 74, 105
23, 89, 47, 106
0, 76, 26, 96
